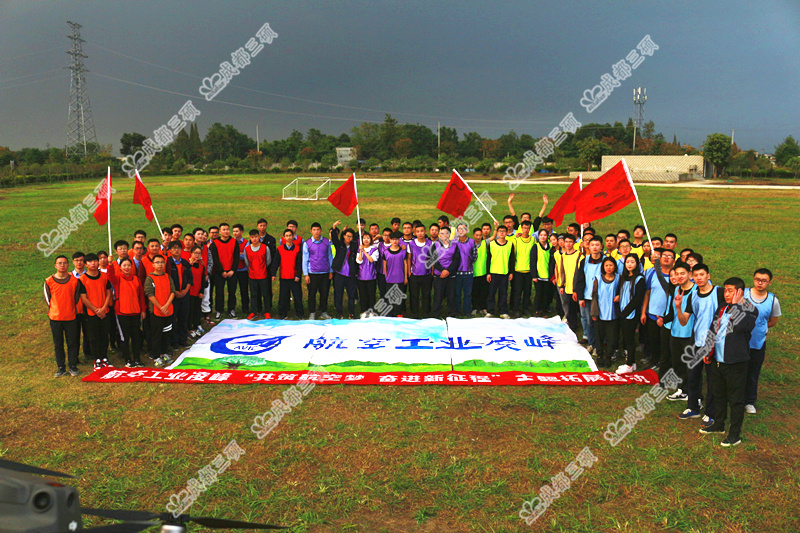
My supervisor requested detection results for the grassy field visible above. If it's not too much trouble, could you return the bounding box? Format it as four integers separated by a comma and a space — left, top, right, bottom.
2, 173, 799, 532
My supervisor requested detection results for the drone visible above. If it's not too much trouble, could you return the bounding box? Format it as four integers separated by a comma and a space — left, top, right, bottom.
0, 459, 287, 533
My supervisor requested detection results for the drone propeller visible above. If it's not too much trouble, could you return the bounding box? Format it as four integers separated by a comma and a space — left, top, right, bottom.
82, 507, 287, 530
0, 458, 74, 478
80, 523, 158, 533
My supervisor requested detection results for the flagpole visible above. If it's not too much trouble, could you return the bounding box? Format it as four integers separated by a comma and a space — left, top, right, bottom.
352, 173, 362, 241
106, 167, 112, 256
578, 173, 584, 241
621, 158, 653, 244
454, 169, 498, 224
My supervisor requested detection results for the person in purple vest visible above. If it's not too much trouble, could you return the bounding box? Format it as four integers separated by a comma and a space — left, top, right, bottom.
406, 223, 433, 319
356, 233, 380, 317
302, 222, 333, 320
431, 226, 461, 318
452, 221, 478, 316
330, 221, 359, 319
383, 231, 408, 316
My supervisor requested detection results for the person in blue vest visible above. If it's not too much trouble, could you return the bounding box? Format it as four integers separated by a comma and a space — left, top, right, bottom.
645, 248, 676, 373
661, 262, 697, 402
590, 257, 620, 368
302, 222, 333, 320
573, 236, 604, 355
615, 254, 647, 375
674, 263, 725, 425
696, 277, 757, 447
743, 268, 781, 415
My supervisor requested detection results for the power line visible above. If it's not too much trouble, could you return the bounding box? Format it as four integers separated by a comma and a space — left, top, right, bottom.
86, 41, 556, 127
0, 67, 64, 84
0, 46, 62, 64
0, 74, 67, 92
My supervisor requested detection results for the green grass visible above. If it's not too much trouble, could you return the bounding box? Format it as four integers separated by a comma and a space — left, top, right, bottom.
1, 173, 799, 532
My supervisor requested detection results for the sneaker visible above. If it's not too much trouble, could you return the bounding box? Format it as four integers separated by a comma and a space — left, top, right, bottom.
471, 309, 478, 316
264, 313, 271, 319
678, 408, 701, 419
68, 367, 80, 377
134, 360, 145, 368
215, 311, 222, 320
615, 364, 634, 375
698, 398, 703, 411
579, 338, 589, 345
162, 354, 174, 365
94, 359, 105, 370
247, 313, 256, 320
125, 362, 135, 368
701, 416, 716, 429
320, 312, 332, 320
745, 404, 756, 415
667, 389, 688, 401
484, 313, 494, 318
500, 313, 511, 319
153, 357, 166, 368
586, 345, 594, 356
699, 424, 725, 434
229, 309, 236, 318
54, 368, 67, 378
309, 313, 316, 320
721, 435, 741, 447
102, 359, 113, 368
197, 325, 205, 334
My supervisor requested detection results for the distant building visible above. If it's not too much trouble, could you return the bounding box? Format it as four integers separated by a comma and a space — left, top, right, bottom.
336, 147, 356, 166
571, 155, 708, 182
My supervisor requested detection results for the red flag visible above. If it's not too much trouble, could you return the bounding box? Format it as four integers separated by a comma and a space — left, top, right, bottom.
93, 169, 112, 226
574, 160, 636, 224
133, 172, 154, 221
327, 173, 359, 216
546, 175, 582, 227
436, 170, 472, 218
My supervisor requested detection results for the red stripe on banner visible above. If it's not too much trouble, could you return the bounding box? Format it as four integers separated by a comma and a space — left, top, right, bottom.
83, 368, 659, 386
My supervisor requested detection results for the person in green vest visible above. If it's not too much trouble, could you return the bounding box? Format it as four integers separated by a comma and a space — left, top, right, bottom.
471, 227, 488, 316
531, 228, 556, 316
511, 220, 535, 317
485, 225, 515, 319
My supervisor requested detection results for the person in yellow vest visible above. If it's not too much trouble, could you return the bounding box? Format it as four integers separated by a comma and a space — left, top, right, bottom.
471, 227, 489, 316
630, 225, 646, 258
510, 220, 535, 317
45, 255, 82, 377
77, 253, 114, 370
531, 229, 556, 316
144, 255, 176, 368
485, 225, 515, 318
557, 234, 582, 332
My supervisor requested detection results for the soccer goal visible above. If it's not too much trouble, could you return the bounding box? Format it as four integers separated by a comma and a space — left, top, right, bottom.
282, 177, 333, 200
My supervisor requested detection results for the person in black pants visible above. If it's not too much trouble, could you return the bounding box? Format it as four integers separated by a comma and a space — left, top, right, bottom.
210, 223, 239, 318
166, 241, 193, 348
698, 277, 757, 447
616, 254, 646, 373
330, 223, 359, 319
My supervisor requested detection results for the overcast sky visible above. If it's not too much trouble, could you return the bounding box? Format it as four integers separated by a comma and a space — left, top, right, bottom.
1, 0, 798, 154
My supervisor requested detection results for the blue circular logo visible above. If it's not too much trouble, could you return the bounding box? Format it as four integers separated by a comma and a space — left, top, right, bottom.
210, 335, 290, 355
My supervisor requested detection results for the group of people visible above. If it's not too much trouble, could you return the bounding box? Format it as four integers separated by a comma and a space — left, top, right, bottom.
44, 194, 780, 446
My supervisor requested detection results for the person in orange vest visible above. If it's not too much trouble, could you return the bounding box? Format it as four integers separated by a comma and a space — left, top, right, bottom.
107, 257, 147, 368
166, 240, 193, 349
144, 254, 176, 368
78, 253, 114, 370
45, 255, 81, 377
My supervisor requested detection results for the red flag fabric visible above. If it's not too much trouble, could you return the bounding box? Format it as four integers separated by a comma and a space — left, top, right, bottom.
327, 173, 359, 216
93, 170, 112, 226
133, 172, 154, 221
436, 170, 472, 218
546, 175, 582, 227
574, 160, 635, 224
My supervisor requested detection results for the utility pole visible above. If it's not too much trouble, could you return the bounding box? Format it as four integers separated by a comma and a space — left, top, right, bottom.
65, 21, 98, 158
731, 129, 735, 146
632, 87, 646, 152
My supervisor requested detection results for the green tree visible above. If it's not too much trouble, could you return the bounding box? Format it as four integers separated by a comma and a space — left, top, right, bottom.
774, 135, 800, 166
702, 133, 732, 178
120, 132, 147, 156
188, 123, 203, 163
576, 138, 611, 170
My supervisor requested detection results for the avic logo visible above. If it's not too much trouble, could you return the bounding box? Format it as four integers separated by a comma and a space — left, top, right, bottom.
210, 335, 291, 355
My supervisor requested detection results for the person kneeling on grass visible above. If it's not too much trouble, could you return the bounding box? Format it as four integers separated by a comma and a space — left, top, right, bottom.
697, 277, 757, 447
144, 255, 176, 368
